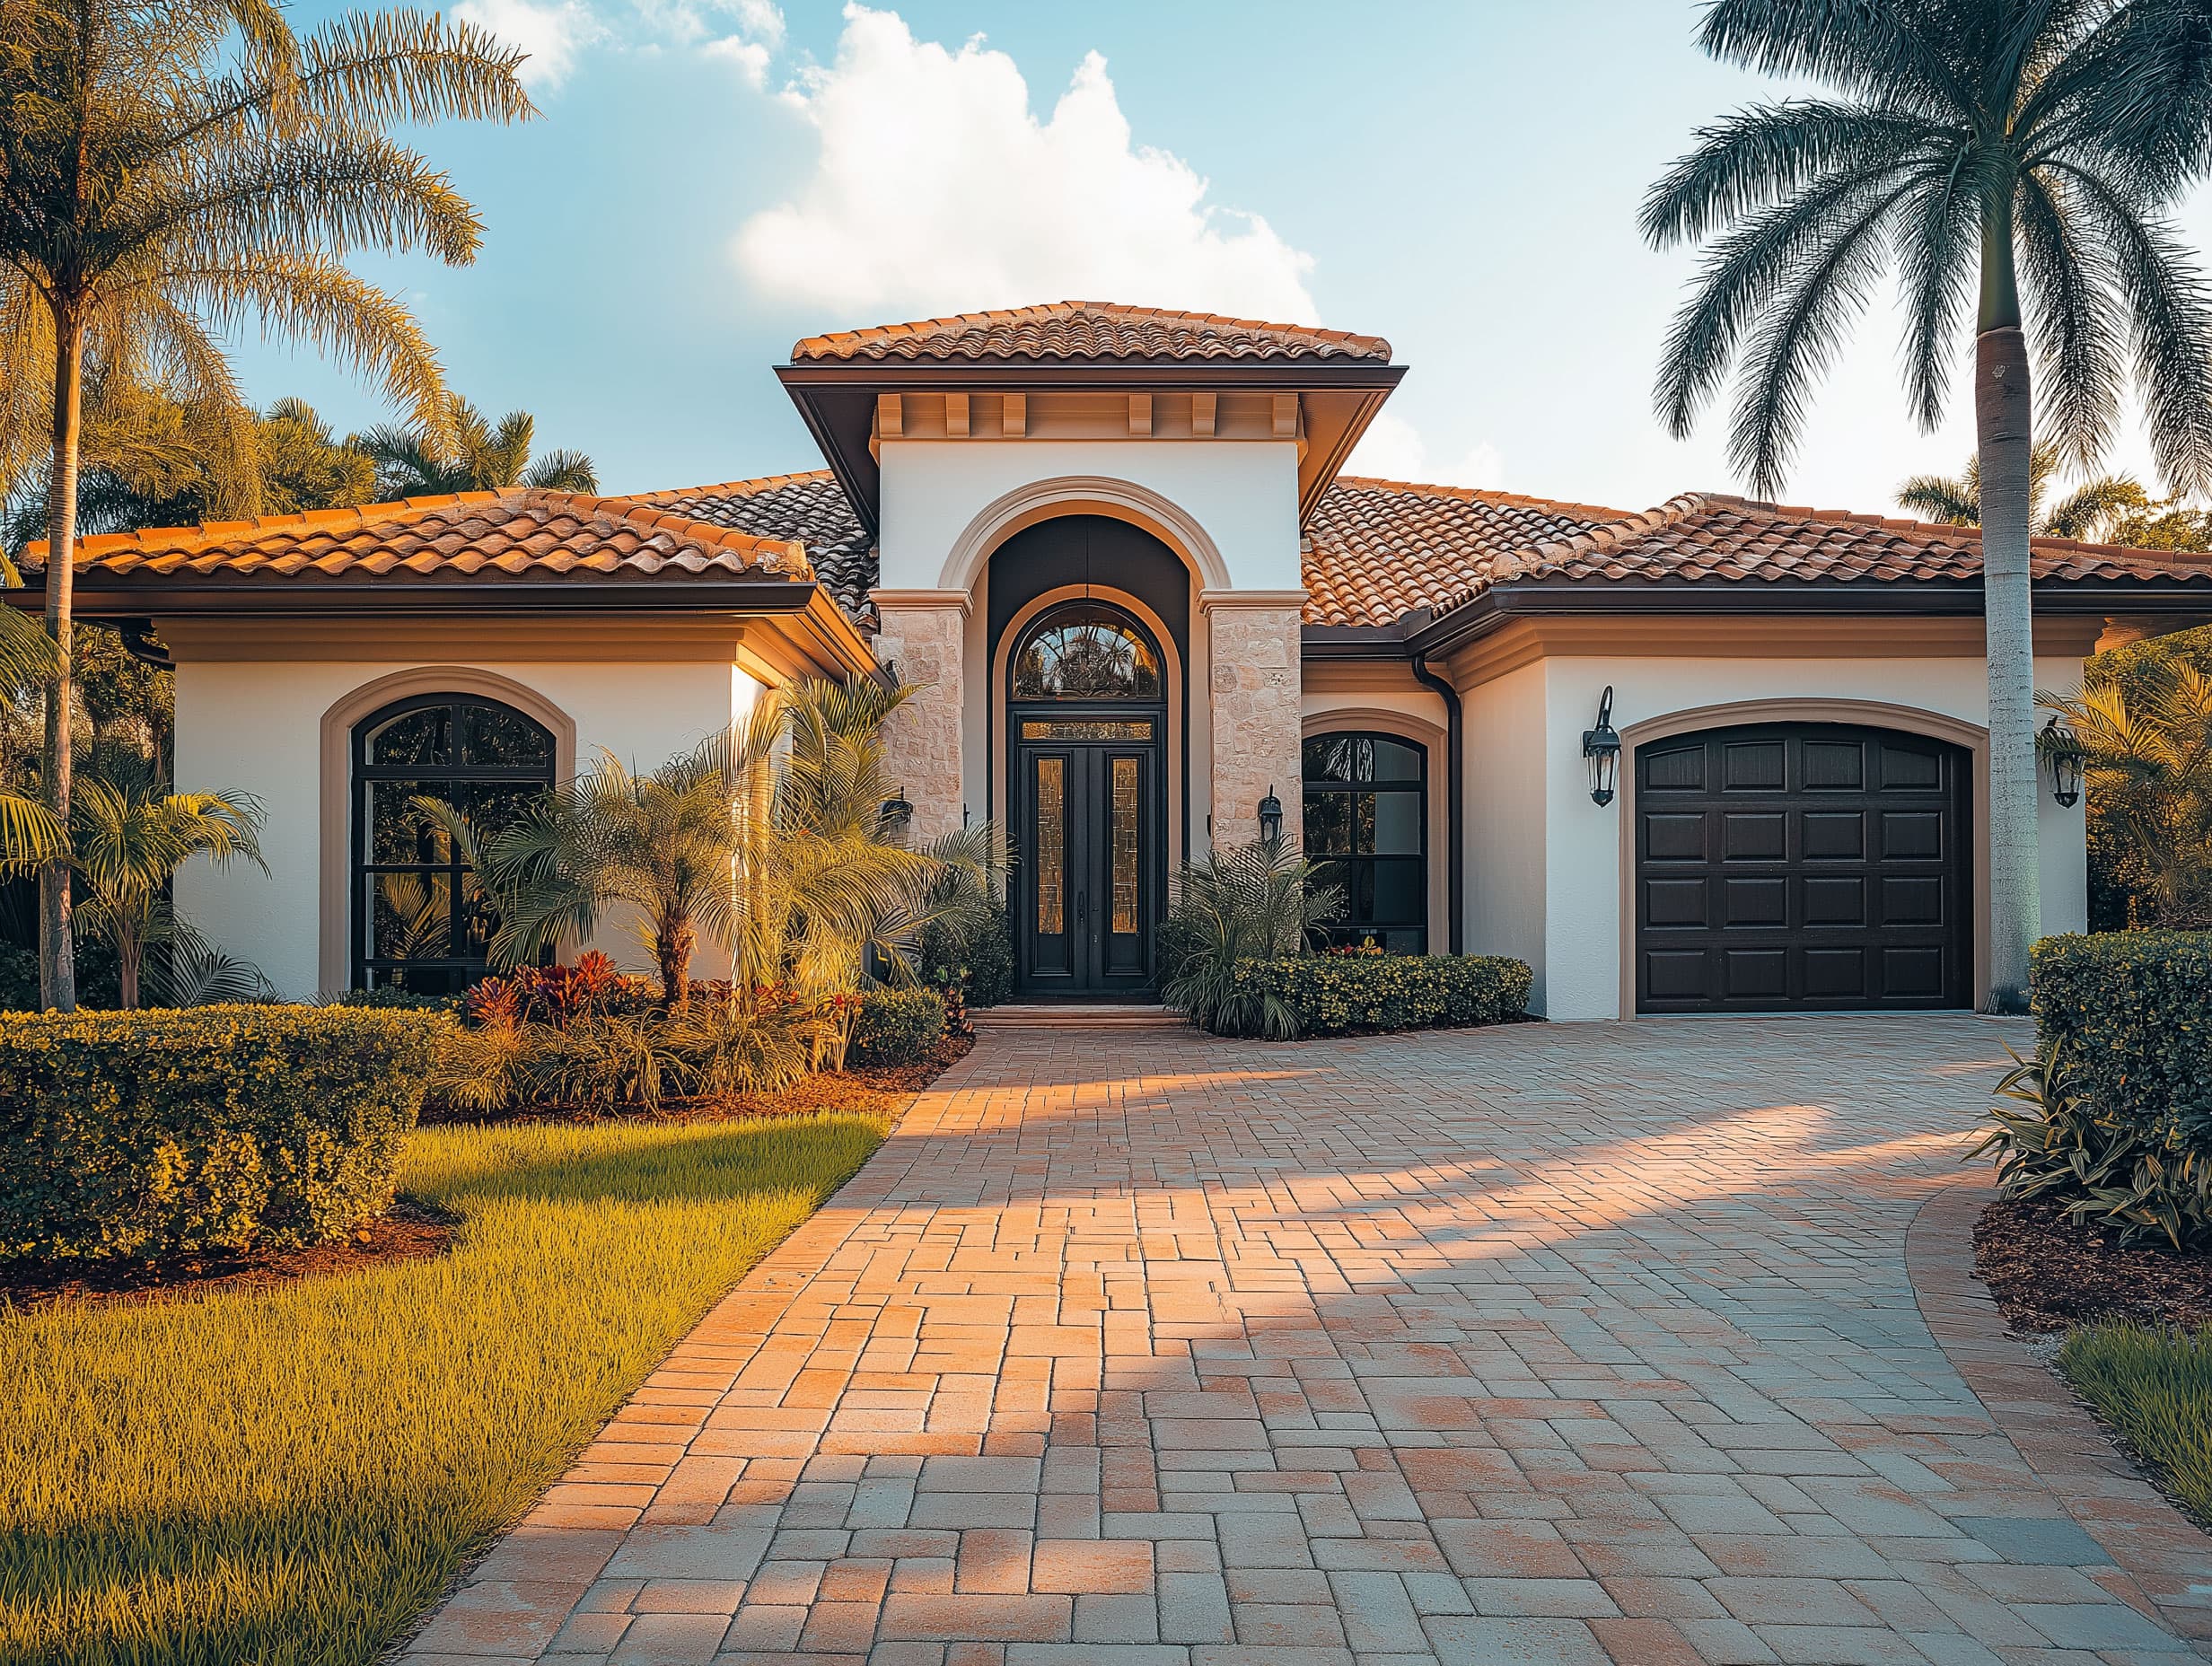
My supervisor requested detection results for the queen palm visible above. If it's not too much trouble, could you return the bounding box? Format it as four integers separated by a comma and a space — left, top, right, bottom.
358, 393, 598, 499
1643, 0, 2212, 1011
1899, 443, 2149, 539
0, 0, 533, 1009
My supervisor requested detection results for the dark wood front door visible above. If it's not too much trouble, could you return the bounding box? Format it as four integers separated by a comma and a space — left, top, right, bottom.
1635, 723, 1971, 1013
1014, 734, 1161, 997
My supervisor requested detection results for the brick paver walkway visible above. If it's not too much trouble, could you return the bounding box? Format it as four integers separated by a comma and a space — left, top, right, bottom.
408, 1016, 2211, 1666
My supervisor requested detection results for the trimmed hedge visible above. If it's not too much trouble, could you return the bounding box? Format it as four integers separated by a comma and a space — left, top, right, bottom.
847, 988, 947, 1067
0, 1005, 448, 1260
1218, 953, 1532, 1039
2032, 933, 2212, 1154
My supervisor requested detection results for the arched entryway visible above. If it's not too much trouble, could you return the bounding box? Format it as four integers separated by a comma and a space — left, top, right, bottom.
1006, 599, 1170, 997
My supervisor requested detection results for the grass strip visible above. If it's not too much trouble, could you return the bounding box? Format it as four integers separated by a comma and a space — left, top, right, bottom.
2058, 1322, 2212, 1525
0, 1111, 886, 1665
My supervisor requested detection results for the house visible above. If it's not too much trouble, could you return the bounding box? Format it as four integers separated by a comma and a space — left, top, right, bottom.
29, 301, 2212, 1018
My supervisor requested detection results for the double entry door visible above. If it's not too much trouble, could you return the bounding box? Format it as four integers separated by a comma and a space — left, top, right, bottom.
1014, 723, 1162, 998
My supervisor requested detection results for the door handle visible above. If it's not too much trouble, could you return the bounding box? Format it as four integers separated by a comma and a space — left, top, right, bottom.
1076, 890, 1086, 925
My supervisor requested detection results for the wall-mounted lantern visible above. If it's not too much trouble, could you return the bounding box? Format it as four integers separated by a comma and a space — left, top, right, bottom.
2041, 715, 2084, 809
880, 789, 915, 832
1583, 686, 1622, 807
1258, 785, 1284, 844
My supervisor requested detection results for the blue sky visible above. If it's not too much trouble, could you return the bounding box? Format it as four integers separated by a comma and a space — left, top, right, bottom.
244, 1, 2212, 515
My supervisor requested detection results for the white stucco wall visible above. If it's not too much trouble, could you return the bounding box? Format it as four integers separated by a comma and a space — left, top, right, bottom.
1461, 662, 1549, 982
1519, 653, 2089, 1021
876, 440, 1304, 592
172, 658, 766, 999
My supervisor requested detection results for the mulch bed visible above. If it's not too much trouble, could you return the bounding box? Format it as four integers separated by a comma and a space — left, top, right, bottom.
1974, 1194, 2212, 1333
0, 1195, 459, 1316
420, 1032, 975, 1127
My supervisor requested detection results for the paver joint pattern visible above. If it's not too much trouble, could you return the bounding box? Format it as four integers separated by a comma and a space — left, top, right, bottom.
406, 1015, 2212, 1666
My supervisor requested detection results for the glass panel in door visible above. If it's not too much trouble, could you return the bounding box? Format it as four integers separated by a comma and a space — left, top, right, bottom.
1028, 753, 1072, 978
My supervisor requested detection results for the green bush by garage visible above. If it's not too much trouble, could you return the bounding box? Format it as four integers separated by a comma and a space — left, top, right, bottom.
846, 987, 949, 1067
0, 1005, 448, 1260
1975, 932, 2212, 1249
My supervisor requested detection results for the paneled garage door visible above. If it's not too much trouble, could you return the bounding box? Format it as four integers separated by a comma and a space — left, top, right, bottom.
1635, 723, 1971, 1013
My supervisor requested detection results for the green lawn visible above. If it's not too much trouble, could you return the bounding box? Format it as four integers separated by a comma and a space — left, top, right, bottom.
0, 1111, 888, 1666
2060, 1322, 2212, 1525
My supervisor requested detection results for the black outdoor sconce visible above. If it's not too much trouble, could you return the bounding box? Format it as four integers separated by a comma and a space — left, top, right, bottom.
880, 789, 914, 831
2042, 716, 2084, 808
1258, 785, 1284, 844
1583, 686, 1622, 807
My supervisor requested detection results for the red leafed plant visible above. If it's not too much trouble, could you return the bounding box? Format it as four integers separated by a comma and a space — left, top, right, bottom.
466, 951, 651, 1030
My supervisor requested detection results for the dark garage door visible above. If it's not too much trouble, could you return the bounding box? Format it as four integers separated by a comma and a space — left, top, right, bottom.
1636, 723, 1971, 1013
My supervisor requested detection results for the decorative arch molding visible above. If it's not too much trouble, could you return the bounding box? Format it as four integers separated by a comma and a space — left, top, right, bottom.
990, 583, 1188, 873
938, 474, 1231, 594
1613, 696, 1989, 1020
1301, 704, 1448, 751
318, 666, 580, 993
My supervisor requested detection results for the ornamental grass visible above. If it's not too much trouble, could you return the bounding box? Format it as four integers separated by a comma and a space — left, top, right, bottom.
0, 1111, 886, 1665
2059, 1323, 2212, 1527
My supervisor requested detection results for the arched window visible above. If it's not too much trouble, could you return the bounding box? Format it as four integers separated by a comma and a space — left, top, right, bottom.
1011, 602, 1163, 700
1304, 732, 1427, 953
352, 694, 554, 992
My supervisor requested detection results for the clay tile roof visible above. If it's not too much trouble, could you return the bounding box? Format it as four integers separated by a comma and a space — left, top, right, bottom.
1303, 478, 1632, 626
1305, 483, 2212, 627
791, 300, 1391, 364
615, 470, 874, 626
30, 489, 814, 586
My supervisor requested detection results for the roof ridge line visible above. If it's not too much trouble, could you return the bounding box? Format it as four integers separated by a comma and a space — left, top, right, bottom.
1332, 475, 1637, 522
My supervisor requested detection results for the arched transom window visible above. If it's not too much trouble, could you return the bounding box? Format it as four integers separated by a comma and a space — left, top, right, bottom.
1304, 732, 1427, 954
1012, 602, 1163, 700
352, 693, 554, 993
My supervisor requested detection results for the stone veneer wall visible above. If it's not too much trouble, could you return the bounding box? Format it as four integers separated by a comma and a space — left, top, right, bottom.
1204, 593, 1305, 848
870, 594, 967, 840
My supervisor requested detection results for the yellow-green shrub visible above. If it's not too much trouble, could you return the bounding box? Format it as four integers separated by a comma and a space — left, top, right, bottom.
847, 988, 946, 1067
0, 1005, 448, 1260
1209, 954, 1533, 1039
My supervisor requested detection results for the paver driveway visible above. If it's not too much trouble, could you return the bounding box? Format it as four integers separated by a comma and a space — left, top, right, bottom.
409, 1015, 2211, 1666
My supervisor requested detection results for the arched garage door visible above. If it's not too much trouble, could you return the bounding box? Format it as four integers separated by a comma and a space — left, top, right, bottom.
1636, 723, 1971, 1013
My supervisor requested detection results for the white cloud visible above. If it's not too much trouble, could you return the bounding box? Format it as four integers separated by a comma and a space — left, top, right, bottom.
456, 0, 603, 89
455, 0, 781, 91
731, 6, 1317, 320
1346, 411, 1505, 490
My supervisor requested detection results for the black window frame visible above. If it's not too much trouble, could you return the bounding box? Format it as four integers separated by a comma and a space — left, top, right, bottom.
351, 692, 554, 993
1303, 731, 1429, 954
1009, 600, 1165, 701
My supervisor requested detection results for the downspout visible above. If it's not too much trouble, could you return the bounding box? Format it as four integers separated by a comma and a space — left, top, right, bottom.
1409, 652, 1463, 955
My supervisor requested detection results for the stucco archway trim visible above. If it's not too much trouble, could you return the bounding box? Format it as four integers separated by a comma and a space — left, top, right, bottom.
318, 667, 580, 994
1613, 697, 1990, 1020
937, 475, 1232, 594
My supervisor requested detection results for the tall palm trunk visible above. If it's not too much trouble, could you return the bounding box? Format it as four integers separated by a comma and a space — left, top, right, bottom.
657, 917, 694, 1011
39, 311, 82, 1013
1976, 197, 2040, 1013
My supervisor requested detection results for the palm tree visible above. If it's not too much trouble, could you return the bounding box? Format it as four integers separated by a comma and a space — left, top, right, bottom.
1642, 2, 2212, 1012
1899, 443, 2150, 539
358, 394, 599, 498
486, 747, 744, 1011
0, 0, 532, 1011
66, 759, 264, 1007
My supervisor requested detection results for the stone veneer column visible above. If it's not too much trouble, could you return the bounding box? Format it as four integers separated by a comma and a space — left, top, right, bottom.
869, 589, 969, 841
1200, 590, 1307, 848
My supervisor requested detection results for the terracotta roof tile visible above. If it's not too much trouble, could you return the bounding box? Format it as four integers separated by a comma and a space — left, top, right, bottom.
31, 490, 814, 586
791, 300, 1391, 364
617, 471, 874, 626
1304, 484, 2212, 627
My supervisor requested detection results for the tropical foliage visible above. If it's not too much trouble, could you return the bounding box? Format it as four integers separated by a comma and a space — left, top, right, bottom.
1159, 837, 1343, 1039
2041, 659, 2212, 926
358, 393, 598, 498
0, 0, 532, 1008
1898, 444, 2149, 540
1643, 0, 2212, 1012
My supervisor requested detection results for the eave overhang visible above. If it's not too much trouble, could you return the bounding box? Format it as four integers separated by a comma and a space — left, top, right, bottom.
1297, 577, 2212, 661
777, 358, 1407, 538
